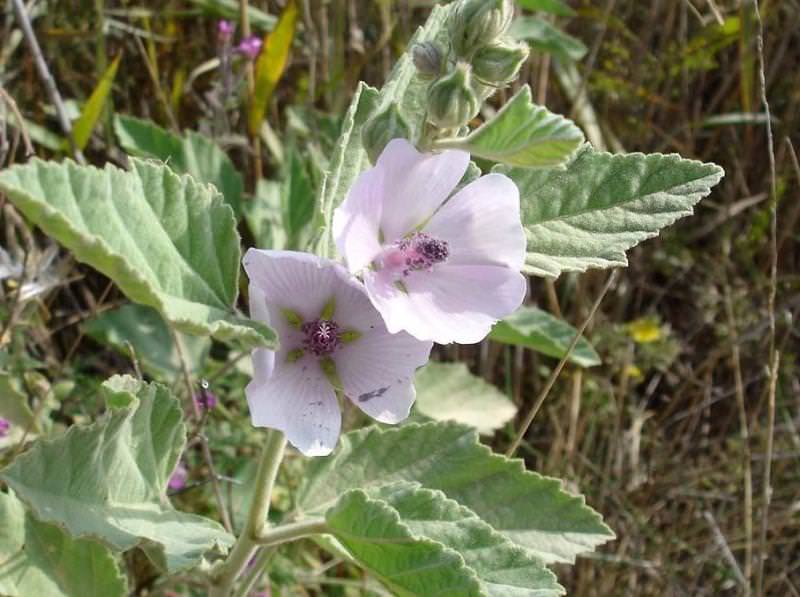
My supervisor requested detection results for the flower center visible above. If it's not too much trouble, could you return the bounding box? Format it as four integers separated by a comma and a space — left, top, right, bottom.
386, 232, 449, 276
301, 319, 342, 356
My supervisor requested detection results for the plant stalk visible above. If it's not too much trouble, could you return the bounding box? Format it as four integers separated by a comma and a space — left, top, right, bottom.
254, 518, 327, 546
209, 428, 287, 596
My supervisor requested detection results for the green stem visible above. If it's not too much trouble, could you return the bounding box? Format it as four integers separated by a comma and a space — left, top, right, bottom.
209, 429, 287, 597
254, 518, 328, 546
232, 547, 275, 597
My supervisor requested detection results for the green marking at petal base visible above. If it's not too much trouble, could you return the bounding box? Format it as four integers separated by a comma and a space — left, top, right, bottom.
339, 329, 362, 343
320, 296, 336, 320
281, 308, 304, 329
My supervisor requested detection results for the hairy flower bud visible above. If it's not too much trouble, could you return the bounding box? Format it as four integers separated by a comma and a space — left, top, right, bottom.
426, 63, 481, 130
472, 38, 529, 84
450, 0, 515, 58
362, 104, 412, 164
412, 42, 444, 78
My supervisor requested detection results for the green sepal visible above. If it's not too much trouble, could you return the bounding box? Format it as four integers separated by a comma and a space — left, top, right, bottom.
340, 329, 362, 343
281, 308, 304, 329
320, 297, 336, 321
286, 348, 305, 363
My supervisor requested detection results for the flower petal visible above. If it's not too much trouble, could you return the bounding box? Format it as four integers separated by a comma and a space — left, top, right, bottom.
349, 381, 417, 424
333, 167, 385, 273
243, 249, 347, 322
423, 173, 526, 270
375, 139, 470, 243
335, 325, 432, 423
248, 283, 275, 382
246, 358, 340, 456
365, 265, 527, 344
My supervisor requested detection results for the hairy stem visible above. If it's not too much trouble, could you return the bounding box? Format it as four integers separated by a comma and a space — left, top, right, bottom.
254, 518, 328, 546
232, 547, 275, 597
210, 429, 287, 596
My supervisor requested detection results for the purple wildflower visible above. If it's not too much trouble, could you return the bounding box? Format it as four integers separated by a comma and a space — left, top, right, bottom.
0, 418, 10, 438
333, 138, 527, 344
243, 250, 433, 456
236, 35, 263, 60
168, 462, 188, 491
217, 20, 235, 42
193, 390, 218, 412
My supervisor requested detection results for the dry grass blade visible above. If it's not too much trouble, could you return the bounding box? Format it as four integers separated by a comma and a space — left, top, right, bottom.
506, 270, 618, 457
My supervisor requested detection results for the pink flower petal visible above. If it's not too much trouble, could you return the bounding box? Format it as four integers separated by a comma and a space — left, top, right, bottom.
423, 173, 526, 270
365, 265, 527, 344
248, 283, 275, 382
375, 139, 470, 243
244, 249, 346, 322
335, 325, 432, 423
350, 381, 417, 424
246, 358, 340, 456
333, 167, 384, 273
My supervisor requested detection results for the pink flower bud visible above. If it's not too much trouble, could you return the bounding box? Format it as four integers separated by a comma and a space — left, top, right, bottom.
217, 20, 235, 42
168, 462, 188, 491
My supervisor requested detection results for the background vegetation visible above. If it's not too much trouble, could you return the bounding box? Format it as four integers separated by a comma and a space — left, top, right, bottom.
0, 0, 797, 595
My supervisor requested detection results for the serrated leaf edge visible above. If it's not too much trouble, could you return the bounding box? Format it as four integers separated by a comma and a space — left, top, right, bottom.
329, 488, 484, 596
0, 384, 232, 573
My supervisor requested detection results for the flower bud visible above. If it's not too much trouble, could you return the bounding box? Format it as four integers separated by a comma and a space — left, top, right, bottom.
450, 0, 515, 58
362, 104, 412, 164
168, 462, 188, 491
412, 42, 444, 78
472, 38, 529, 84
217, 20, 235, 43
426, 63, 481, 130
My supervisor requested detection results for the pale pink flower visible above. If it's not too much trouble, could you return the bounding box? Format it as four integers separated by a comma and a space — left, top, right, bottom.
333, 138, 527, 344
243, 250, 433, 456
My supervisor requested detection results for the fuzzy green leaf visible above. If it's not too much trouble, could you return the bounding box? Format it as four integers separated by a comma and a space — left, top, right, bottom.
327, 489, 482, 596
0, 372, 37, 431
114, 114, 244, 215
414, 362, 517, 433
283, 149, 316, 248
497, 145, 725, 277
490, 306, 601, 367
83, 304, 210, 380
316, 82, 380, 257
327, 483, 565, 596
0, 490, 127, 597
436, 86, 584, 168
0, 158, 274, 349
298, 422, 613, 564
0, 376, 233, 572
